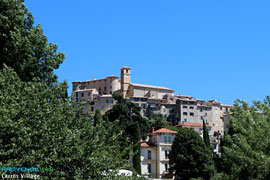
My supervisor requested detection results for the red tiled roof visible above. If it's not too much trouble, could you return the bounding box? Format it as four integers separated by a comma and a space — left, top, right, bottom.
150, 128, 177, 134
176, 122, 211, 128
141, 142, 156, 147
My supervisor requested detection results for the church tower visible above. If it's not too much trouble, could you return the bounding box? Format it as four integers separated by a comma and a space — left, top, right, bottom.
121, 66, 131, 98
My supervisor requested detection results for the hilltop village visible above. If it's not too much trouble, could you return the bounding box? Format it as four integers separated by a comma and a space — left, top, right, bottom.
72, 66, 232, 178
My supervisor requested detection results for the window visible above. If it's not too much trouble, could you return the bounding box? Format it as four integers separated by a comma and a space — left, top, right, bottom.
104, 87, 107, 91
101, 106, 104, 110
165, 150, 170, 159
99, 87, 101, 91
200, 108, 203, 112
126, 69, 128, 73
81, 93, 84, 97
91, 107, 94, 111
164, 136, 168, 142
190, 106, 194, 109
183, 101, 188, 104
111, 100, 114, 103
190, 112, 194, 116
106, 99, 109, 103
147, 164, 151, 173
183, 112, 188, 116
88, 92, 90, 96
148, 150, 151, 160
165, 164, 169, 171
164, 136, 171, 143
110, 105, 113, 109
141, 98, 147, 102
183, 106, 188, 109
142, 104, 146, 109
201, 116, 204, 120
76, 92, 78, 97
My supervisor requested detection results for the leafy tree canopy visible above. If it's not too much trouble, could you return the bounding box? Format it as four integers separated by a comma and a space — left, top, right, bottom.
0, 0, 65, 86
219, 98, 270, 180
104, 94, 149, 140
148, 113, 169, 131
169, 128, 214, 180
0, 65, 127, 179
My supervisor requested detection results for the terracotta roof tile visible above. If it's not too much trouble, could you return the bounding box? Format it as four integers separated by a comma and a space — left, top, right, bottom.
150, 128, 177, 135
141, 142, 156, 147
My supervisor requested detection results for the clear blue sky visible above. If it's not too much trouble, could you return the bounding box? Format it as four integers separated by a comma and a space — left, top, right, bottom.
25, 0, 270, 105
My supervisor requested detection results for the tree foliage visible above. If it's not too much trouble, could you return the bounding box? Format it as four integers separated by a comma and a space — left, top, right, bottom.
0, 66, 128, 179
148, 113, 169, 131
105, 94, 149, 142
203, 119, 211, 149
218, 98, 270, 180
0, 0, 65, 86
131, 122, 141, 175
104, 94, 146, 172
0, 1, 146, 179
169, 128, 214, 180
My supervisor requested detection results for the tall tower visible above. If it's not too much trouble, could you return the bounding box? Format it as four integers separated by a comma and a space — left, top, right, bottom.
121, 66, 131, 98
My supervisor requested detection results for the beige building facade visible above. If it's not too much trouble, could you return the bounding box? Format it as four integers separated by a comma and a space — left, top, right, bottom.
72, 66, 231, 137
140, 128, 177, 179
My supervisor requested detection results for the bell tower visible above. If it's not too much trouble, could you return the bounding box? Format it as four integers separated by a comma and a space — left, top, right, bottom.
121, 66, 131, 98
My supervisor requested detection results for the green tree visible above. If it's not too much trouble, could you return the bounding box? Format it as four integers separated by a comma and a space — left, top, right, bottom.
203, 119, 211, 149
219, 98, 270, 180
169, 128, 214, 180
93, 109, 103, 126
149, 114, 169, 131
104, 94, 148, 172
0, 0, 65, 86
105, 94, 149, 142
131, 122, 141, 175
0, 66, 128, 179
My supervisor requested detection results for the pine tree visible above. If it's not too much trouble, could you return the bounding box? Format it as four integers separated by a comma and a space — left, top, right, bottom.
132, 122, 141, 175
203, 119, 211, 149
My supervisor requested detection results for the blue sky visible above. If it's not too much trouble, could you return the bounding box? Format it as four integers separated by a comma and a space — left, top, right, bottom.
25, 0, 270, 105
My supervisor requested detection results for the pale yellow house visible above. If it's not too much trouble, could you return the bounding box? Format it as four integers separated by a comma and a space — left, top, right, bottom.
140, 128, 177, 179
